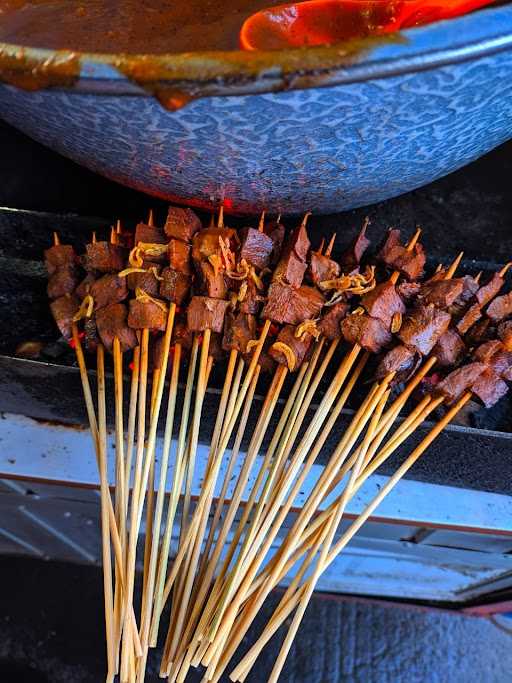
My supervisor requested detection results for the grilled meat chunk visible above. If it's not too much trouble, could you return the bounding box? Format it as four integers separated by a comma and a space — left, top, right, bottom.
376, 345, 418, 382
435, 362, 487, 404
272, 250, 307, 287
308, 252, 340, 287
377, 229, 426, 280
449, 275, 480, 314
269, 325, 314, 371
187, 296, 229, 333
75, 273, 96, 301
456, 303, 482, 336
465, 318, 492, 347
239, 228, 273, 270
398, 304, 451, 356
471, 368, 508, 408
473, 341, 512, 380
49, 294, 79, 341
418, 279, 464, 309
397, 282, 421, 302
341, 313, 392, 354
84, 241, 126, 273
134, 222, 167, 263
475, 273, 504, 307
285, 222, 311, 261
222, 311, 256, 354
127, 261, 161, 297
317, 302, 349, 340
498, 321, 512, 351
262, 283, 324, 326
432, 329, 465, 367
164, 206, 202, 243
47, 265, 80, 299
84, 315, 99, 353
128, 299, 167, 331
239, 279, 265, 315
44, 244, 76, 275
97, 303, 138, 352
486, 292, 512, 322
90, 274, 128, 310
159, 268, 191, 305
172, 319, 194, 351
362, 282, 405, 329
168, 238, 192, 274
340, 222, 370, 270
196, 262, 228, 299
264, 220, 285, 267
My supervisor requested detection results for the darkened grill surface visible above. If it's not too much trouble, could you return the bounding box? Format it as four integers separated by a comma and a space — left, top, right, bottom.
0, 120, 511, 495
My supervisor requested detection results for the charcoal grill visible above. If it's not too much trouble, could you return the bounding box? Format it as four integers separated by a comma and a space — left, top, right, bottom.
0, 119, 511, 614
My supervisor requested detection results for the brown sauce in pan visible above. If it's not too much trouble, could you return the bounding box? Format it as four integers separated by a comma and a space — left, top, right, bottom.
0, 0, 282, 53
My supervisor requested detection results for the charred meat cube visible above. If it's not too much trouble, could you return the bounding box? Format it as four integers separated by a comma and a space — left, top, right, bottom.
264, 220, 285, 267
49, 294, 79, 341
473, 340, 512, 379
239, 228, 273, 271
134, 223, 167, 264
308, 252, 340, 287
377, 229, 426, 281
456, 303, 482, 336
418, 279, 464, 310
239, 279, 265, 315
476, 273, 504, 307
486, 292, 512, 322
398, 304, 451, 356
434, 362, 487, 404
209, 332, 225, 360
375, 345, 418, 382
272, 250, 308, 287
222, 311, 256, 354
47, 265, 80, 299
76, 273, 96, 301
164, 206, 202, 243
262, 283, 296, 324
465, 318, 492, 347
471, 368, 508, 408
341, 313, 392, 354
172, 319, 194, 351
97, 303, 138, 352
450, 275, 479, 314
432, 329, 465, 367
84, 315, 99, 353
284, 286, 325, 326
168, 238, 192, 274
187, 296, 229, 333
397, 282, 421, 302
159, 268, 191, 305
192, 227, 236, 262
128, 298, 167, 331
245, 338, 276, 375
317, 302, 349, 340
340, 221, 370, 270
362, 282, 405, 329
285, 222, 311, 261
269, 325, 314, 371
44, 244, 76, 275
127, 261, 162, 297
90, 273, 128, 310
498, 321, 512, 351
84, 241, 126, 273
196, 262, 228, 299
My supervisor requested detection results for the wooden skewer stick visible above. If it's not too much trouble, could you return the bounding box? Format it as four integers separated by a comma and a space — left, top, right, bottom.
167, 365, 262, 680
124, 346, 140, 518
147, 208, 154, 226
96, 345, 116, 683
317, 238, 325, 255
122, 302, 175, 679
136, 343, 182, 681
258, 210, 265, 232
160, 319, 272, 603
324, 232, 336, 258
150, 338, 199, 646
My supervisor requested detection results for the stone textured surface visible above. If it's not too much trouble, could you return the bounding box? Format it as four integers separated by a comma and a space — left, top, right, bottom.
0, 557, 511, 682
1, 47, 512, 214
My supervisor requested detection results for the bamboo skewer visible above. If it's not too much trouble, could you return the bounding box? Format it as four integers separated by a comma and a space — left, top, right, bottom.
97, 344, 116, 683
124, 346, 140, 515
150, 338, 200, 646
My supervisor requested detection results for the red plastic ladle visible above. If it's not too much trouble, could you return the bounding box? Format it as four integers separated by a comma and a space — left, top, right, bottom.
240, 0, 496, 50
